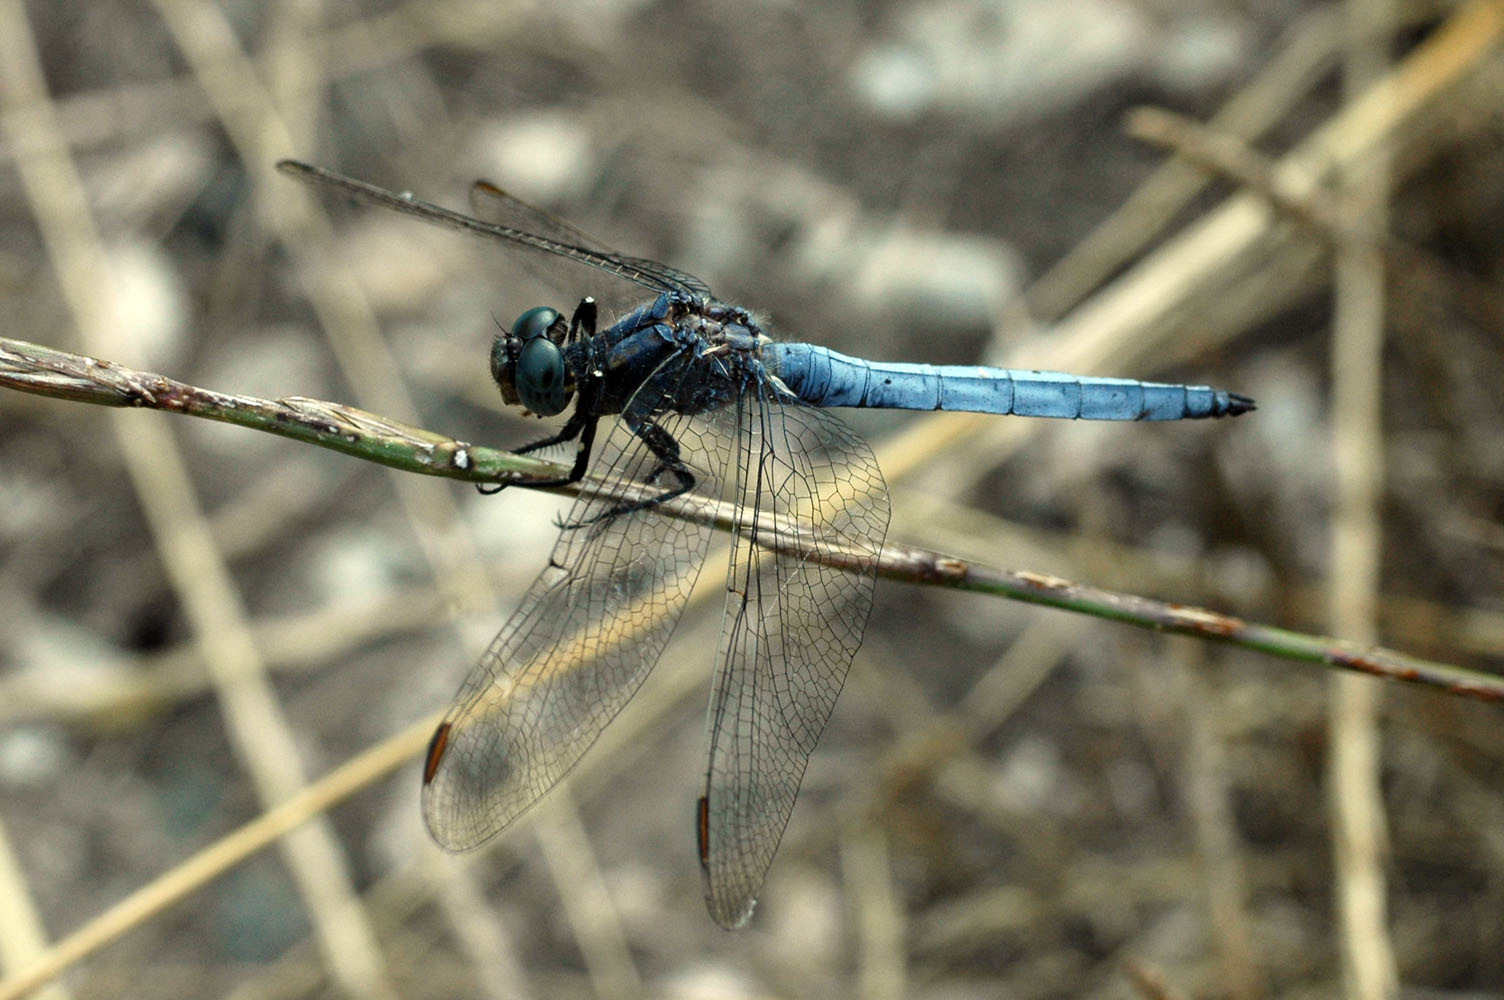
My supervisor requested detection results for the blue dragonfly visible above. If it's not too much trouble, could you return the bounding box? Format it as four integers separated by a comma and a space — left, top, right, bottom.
279, 160, 1253, 928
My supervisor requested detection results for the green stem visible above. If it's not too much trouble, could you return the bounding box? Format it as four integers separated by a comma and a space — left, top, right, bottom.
5, 334, 1501, 703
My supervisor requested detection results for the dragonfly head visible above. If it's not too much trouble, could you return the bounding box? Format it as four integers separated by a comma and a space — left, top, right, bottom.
491, 306, 573, 417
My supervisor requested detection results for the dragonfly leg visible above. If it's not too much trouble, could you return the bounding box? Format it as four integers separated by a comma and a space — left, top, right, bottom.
637, 421, 693, 494
479, 385, 601, 495
565, 296, 596, 345
565, 418, 696, 529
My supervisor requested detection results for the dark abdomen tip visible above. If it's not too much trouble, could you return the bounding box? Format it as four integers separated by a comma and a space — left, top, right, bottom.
1221, 392, 1257, 416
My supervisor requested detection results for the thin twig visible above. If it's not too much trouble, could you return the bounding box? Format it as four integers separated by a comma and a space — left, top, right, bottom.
0, 716, 435, 1000
1124, 104, 1504, 335
4, 334, 1501, 704
1327, 0, 1399, 993
0, 335, 550, 486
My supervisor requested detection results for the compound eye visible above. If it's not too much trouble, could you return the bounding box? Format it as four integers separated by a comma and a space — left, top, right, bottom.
515, 337, 568, 416
512, 306, 561, 342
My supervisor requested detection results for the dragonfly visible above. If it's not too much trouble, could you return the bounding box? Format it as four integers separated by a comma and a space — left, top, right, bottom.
279, 160, 1254, 928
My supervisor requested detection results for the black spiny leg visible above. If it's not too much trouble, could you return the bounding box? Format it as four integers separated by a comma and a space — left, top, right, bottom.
478, 404, 599, 495
498, 381, 601, 490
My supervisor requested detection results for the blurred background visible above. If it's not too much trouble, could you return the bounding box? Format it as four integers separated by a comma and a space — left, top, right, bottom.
2, 0, 1503, 996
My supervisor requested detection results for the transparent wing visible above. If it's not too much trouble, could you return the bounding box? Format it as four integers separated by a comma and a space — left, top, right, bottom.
422, 366, 730, 850
468, 180, 712, 301
278, 160, 707, 298
468, 179, 619, 254
698, 387, 891, 928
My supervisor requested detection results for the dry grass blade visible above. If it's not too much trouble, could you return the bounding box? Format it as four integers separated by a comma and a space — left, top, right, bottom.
0, 719, 433, 1000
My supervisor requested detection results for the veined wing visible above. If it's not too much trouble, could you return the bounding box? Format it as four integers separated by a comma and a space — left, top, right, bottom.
467, 179, 711, 300
698, 386, 890, 928
422, 369, 727, 850
278, 160, 705, 298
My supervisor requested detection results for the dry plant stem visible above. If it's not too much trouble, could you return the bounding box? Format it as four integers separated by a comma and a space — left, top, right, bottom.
843, 823, 907, 1000
1172, 643, 1264, 1000
884, 552, 1503, 702
1026, 3, 1344, 322
4, 333, 1501, 706
0, 820, 68, 1000
1047, 0, 1504, 369
424, 853, 537, 1000
145, 0, 548, 986
1327, 0, 1399, 994
1123, 105, 1504, 335
0, 718, 436, 1000
530, 792, 643, 1000
1122, 958, 1192, 1000
0, 1, 398, 994
0, 337, 544, 485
